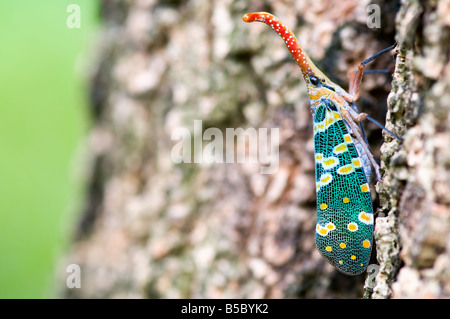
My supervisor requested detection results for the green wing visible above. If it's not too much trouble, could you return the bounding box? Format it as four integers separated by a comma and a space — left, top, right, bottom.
313, 100, 373, 275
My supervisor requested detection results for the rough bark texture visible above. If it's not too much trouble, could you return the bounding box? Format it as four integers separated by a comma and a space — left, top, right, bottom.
368, 0, 450, 298
62, 0, 449, 299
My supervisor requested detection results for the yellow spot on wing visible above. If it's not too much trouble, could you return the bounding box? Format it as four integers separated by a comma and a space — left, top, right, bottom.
358, 211, 374, 225
360, 183, 369, 192
320, 203, 328, 210
363, 240, 371, 248
322, 175, 330, 182
316, 224, 328, 236
319, 173, 333, 186
343, 197, 350, 203
347, 222, 358, 232
322, 156, 339, 170
316, 224, 330, 236
352, 158, 362, 167
333, 112, 342, 119
337, 164, 355, 175
343, 134, 352, 143
316, 223, 335, 236
339, 242, 346, 249
325, 246, 332, 252
333, 143, 348, 154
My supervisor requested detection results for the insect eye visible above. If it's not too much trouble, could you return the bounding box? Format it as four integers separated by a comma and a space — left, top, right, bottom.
309, 75, 320, 85
321, 78, 326, 83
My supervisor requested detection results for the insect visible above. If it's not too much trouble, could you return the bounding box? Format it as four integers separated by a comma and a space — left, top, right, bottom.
243, 12, 399, 275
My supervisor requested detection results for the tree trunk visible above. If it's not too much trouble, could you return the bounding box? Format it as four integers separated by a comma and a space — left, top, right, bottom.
63, 0, 450, 298
369, 0, 450, 298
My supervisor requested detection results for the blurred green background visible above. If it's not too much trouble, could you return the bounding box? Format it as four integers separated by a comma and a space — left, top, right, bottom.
0, 0, 98, 298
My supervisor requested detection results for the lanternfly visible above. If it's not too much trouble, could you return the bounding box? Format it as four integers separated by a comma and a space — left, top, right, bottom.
243, 12, 401, 275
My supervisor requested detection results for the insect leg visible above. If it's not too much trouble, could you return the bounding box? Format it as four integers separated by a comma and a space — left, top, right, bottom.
341, 108, 382, 181
345, 64, 365, 102
362, 69, 391, 74
365, 115, 404, 141
360, 43, 397, 66
347, 106, 404, 141
343, 44, 397, 103
349, 102, 369, 145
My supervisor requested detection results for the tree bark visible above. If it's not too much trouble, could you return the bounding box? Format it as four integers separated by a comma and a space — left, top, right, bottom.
369, 0, 450, 298
63, 0, 450, 299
